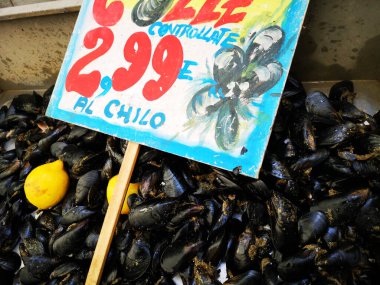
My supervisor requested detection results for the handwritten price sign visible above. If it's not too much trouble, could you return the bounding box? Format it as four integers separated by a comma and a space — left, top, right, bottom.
47, 0, 309, 177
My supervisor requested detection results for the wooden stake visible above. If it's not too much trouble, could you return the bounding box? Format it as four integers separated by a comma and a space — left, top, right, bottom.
86, 141, 140, 285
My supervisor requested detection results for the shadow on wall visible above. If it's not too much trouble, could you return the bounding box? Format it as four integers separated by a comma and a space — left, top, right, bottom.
292, 30, 380, 81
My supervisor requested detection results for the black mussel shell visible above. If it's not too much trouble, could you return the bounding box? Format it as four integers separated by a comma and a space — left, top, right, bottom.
167, 203, 204, 230
52, 220, 89, 256
310, 189, 369, 226
75, 170, 100, 205
323, 227, 341, 249
205, 229, 228, 265
19, 266, 43, 284
305, 91, 341, 124
19, 238, 46, 257
242, 180, 272, 201
203, 199, 221, 228
60, 206, 96, 225
267, 192, 299, 252
356, 197, 380, 242
321, 156, 353, 177
329, 80, 355, 103
50, 142, 68, 158
298, 211, 328, 245
140, 168, 160, 198
0, 251, 21, 273
316, 245, 362, 268
128, 198, 178, 230
49, 262, 79, 279
318, 121, 358, 146
13, 93, 42, 115
223, 270, 261, 285
353, 160, 380, 178
246, 201, 268, 227
265, 154, 291, 180
23, 255, 61, 280
291, 112, 316, 151
162, 160, 192, 198
18, 215, 35, 239
67, 126, 88, 143
161, 240, 204, 274
291, 149, 330, 171
261, 258, 283, 285
227, 227, 256, 275
122, 239, 151, 281
277, 248, 317, 281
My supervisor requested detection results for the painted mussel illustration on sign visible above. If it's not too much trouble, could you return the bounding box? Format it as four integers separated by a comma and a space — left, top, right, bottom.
132, 0, 173, 26
132, 0, 285, 151
186, 26, 284, 150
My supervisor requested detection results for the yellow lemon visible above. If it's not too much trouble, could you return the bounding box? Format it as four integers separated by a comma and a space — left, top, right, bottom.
107, 175, 139, 214
24, 160, 69, 210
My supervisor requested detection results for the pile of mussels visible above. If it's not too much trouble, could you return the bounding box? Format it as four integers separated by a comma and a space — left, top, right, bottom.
0, 79, 380, 285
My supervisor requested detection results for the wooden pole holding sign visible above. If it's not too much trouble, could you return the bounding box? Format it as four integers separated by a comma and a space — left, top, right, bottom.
86, 142, 140, 285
